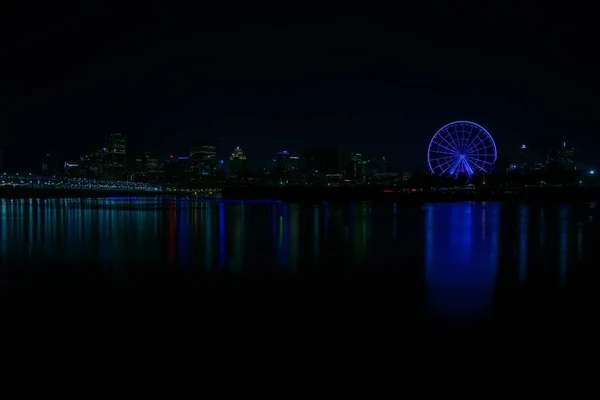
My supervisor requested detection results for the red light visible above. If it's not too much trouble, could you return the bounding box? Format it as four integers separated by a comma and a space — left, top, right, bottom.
170, 155, 173, 158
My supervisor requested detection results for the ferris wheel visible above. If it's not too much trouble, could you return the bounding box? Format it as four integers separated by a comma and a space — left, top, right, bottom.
427, 121, 497, 177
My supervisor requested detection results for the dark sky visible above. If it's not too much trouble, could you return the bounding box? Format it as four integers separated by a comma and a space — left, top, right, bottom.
1, 1, 599, 170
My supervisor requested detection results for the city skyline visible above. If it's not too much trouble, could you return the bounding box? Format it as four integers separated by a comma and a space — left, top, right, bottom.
0, 121, 591, 173
2, 3, 599, 170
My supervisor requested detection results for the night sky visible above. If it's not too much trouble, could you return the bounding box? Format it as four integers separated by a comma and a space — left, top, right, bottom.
1, 1, 599, 171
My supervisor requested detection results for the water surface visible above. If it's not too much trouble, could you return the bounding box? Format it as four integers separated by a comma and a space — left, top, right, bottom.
1, 198, 597, 323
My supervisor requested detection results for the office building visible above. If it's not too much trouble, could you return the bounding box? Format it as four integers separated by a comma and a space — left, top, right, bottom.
190, 141, 217, 176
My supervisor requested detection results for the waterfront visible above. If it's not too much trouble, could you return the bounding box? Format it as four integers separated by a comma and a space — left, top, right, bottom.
1, 198, 598, 326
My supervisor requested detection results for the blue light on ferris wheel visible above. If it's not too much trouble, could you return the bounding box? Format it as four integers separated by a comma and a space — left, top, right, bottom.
427, 121, 498, 178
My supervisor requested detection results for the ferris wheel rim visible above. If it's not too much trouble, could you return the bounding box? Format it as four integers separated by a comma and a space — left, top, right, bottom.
427, 120, 498, 175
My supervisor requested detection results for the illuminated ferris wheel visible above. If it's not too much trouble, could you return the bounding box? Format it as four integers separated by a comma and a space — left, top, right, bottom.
427, 121, 497, 177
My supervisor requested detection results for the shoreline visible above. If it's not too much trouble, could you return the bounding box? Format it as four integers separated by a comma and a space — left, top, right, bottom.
1, 185, 599, 205
220, 186, 599, 205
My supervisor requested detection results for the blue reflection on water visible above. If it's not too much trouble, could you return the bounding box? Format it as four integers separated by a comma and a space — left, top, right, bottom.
178, 201, 190, 266
424, 202, 500, 321
518, 205, 529, 284
0, 201, 7, 263
559, 205, 569, 285
204, 203, 212, 268
278, 203, 289, 267
229, 203, 245, 273
289, 204, 300, 270
219, 202, 225, 268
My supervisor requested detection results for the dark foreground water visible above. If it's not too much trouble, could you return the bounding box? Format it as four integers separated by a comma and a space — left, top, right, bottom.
1, 198, 598, 329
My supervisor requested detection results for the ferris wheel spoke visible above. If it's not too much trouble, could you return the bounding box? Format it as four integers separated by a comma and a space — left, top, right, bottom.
460, 125, 470, 152
464, 129, 486, 153
465, 134, 485, 154
457, 127, 465, 151
466, 155, 493, 165
466, 136, 494, 156
435, 156, 456, 171
460, 158, 475, 177
467, 145, 495, 158
431, 142, 459, 155
439, 158, 458, 176
434, 157, 455, 169
431, 155, 457, 164
463, 158, 475, 175
465, 156, 489, 173
448, 156, 463, 176
463, 126, 475, 152
467, 157, 490, 171
437, 133, 461, 154
431, 150, 459, 158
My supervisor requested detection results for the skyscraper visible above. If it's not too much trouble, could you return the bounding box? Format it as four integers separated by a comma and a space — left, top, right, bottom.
229, 146, 247, 177
106, 133, 127, 178
556, 141, 575, 170
190, 141, 217, 176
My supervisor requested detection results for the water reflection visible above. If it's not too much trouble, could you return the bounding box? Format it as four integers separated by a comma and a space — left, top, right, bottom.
0, 199, 596, 304
424, 202, 500, 321
219, 202, 225, 268
204, 203, 212, 268
558, 205, 569, 285
230, 203, 245, 273
518, 205, 529, 284
289, 204, 300, 270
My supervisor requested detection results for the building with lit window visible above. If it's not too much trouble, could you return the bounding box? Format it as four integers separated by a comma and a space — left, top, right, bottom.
106, 133, 127, 178
41, 152, 59, 175
190, 141, 217, 176
229, 146, 247, 177
556, 141, 575, 170
347, 152, 366, 181
84, 145, 107, 178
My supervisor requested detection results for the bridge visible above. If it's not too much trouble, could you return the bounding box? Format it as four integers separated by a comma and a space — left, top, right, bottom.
1, 173, 162, 192
0, 173, 222, 198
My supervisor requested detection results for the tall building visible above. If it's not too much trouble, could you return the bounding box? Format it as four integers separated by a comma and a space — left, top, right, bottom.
106, 133, 127, 178
272, 150, 301, 184
229, 146, 247, 177
218, 137, 226, 169
288, 156, 299, 172
84, 145, 107, 178
41, 153, 60, 175
556, 141, 575, 170
516, 143, 546, 171
276, 150, 291, 173
145, 152, 162, 180
190, 141, 217, 176
305, 147, 345, 174
347, 152, 367, 180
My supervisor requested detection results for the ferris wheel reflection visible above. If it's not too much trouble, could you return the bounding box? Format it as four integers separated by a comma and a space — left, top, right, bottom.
424, 202, 501, 322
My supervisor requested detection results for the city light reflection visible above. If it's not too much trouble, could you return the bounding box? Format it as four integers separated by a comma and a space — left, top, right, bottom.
517, 204, 529, 284
425, 202, 500, 321
219, 201, 225, 268
559, 205, 569, 285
